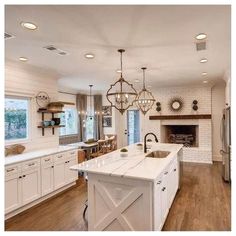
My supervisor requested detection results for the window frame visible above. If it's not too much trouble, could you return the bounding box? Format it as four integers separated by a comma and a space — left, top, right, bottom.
59, 107, 78, 137
5, 95, 32, 145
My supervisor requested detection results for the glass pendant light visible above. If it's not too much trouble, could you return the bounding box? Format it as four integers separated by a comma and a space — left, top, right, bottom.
106, 49, 138, 115
136, 67, 155, 115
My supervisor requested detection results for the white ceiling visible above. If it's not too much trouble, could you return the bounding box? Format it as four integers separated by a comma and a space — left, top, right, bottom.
5, 5, 231, 93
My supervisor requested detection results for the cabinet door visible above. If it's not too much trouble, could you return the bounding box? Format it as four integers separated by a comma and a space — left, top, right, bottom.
5, 174, 21, 213
65, 159, 78, 184
153, 179, 163, 230
161, 173, 169, 222
53, 161, 66, 190
21, 168, 41, 205
41, 164, 54, 196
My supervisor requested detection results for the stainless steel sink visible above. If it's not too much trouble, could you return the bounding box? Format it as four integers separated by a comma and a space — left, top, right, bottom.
145, 150, 170, 158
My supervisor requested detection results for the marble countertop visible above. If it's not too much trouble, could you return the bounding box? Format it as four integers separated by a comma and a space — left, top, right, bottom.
70, 143, 182, 181
5, 145, 78, 166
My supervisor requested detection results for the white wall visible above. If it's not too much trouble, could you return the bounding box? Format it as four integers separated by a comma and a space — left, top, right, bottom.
211, 80, 226, 161
5, 61, 59, 152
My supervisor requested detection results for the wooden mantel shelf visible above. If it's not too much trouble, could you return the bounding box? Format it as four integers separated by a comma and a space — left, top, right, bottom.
149, 114, 211, 120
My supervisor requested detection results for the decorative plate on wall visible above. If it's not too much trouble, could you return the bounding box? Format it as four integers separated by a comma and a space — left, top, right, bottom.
169, 97, 184, 112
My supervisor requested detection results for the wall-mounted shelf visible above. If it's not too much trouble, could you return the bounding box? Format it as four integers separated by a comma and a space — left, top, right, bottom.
37, 109, 65, 136
149, 114, 211, 120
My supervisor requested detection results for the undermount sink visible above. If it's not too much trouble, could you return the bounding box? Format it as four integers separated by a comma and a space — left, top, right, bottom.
145, 150, 170, 158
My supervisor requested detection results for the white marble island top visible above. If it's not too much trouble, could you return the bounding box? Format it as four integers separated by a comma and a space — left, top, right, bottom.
5, 145, 78, 166
70, 143, 182, 181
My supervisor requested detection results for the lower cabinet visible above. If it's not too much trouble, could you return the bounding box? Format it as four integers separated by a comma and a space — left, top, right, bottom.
5, 149, 78, 215
21, 168, 41, 205
5, 172, 21, 214
153, 155, 179, 230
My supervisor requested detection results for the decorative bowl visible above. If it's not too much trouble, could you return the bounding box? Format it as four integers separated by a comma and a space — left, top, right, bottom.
42, 121, 50, 127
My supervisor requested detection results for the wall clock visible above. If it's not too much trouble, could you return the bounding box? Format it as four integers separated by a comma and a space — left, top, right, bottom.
169, 97, 184, 112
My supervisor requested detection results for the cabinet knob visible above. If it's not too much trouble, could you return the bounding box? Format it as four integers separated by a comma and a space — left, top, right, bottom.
164, 171, 168, 175
19, 176, 22, 179
51, 166, 54, 168
23, 175, 26, 178
157, 181, 162, 185
174, 168, 176, 172
162, 187, 166, 191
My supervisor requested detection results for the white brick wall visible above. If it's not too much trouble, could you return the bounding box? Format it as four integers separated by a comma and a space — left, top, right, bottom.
142, 86, 212, 163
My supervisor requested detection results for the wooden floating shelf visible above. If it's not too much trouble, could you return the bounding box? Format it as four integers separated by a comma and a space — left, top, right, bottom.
37, 125, 65, 128
37, 109, 65, 114
149, 114, 211, 120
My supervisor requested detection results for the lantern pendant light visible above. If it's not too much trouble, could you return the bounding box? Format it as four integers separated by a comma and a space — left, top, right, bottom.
106, 49, 138, 115
136, 67, 155, 115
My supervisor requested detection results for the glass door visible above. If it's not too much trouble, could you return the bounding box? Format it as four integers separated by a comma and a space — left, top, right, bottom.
127, 110, 140, 145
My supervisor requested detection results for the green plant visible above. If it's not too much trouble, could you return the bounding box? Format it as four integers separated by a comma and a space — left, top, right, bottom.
120, 148, 128, 152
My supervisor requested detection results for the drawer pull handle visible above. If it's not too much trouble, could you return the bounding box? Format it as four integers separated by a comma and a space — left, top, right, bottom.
7, 168, 15, 172
45, 158, 50, 162
19, 176, 22, 179
28, 163, 35, 166
23, 175, 26, 178
51, 166, 54, 168
164, 171, 168, 175
70, 152, 75, 155
174, 168, 176, 172
157, 181, 162, 185
162, 187, 166, 191
57, 155, 63, 158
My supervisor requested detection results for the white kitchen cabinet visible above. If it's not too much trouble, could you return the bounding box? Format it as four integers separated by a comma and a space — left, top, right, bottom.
153, 177, 163, 230
161, 171, 169, 222
5, 148, 78, 217
41, 155, 54, 196
53, 161, 66, 190
5, 166, 21, 214
65, 158, 78, 184
21, 168, 41, 205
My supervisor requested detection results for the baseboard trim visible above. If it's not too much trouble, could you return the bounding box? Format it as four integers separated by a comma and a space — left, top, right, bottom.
5, 181, 76, 220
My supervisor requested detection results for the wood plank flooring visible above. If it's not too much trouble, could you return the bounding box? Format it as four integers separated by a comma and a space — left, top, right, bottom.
5, 162, 231, 231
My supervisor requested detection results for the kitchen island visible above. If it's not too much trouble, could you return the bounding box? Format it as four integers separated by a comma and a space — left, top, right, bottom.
71, 143, 183, 231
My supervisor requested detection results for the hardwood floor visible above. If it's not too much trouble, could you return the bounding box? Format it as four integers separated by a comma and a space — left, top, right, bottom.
5, 162, 231, 231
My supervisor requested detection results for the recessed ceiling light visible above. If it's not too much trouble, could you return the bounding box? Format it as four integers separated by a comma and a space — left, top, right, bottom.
21, 22, 37, 30
200, 58, 208, 63
203, 80, 208, 84
19, 57, 28, 62
202, 72, 207, 76
84, 53, 95, 59
134, 79, 140, 83
195, 33, 207, 40
116, 69, 122, 73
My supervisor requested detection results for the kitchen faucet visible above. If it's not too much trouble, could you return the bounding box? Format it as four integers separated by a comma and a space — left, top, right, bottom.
144, 133, 158, 153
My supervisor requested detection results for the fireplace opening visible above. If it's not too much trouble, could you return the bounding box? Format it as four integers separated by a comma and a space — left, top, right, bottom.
161, 125, 199, 147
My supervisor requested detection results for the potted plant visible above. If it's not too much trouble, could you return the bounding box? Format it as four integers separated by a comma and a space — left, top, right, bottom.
120, 148, 128, 157
136, 143, 143, 150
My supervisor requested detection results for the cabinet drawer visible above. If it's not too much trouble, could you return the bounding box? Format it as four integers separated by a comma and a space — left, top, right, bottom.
22, 159, 40, 171
5, 165, 19, 177
66, 151, 77, 161
41, 156, 53, 166
53, 152, 66, 163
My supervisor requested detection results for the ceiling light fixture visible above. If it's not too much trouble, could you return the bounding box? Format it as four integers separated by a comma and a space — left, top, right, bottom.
85, 53, 95, 59
200, 58, 208, 63
106, 49, 138, 115
202, 72, 207, 76
135, 67, 155, 115
195, 33, 207, 40
21, 22, 37, 30
19, 57, 28, 62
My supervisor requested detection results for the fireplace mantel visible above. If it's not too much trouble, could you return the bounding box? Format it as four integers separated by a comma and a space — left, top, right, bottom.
149, 114, 211, 120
